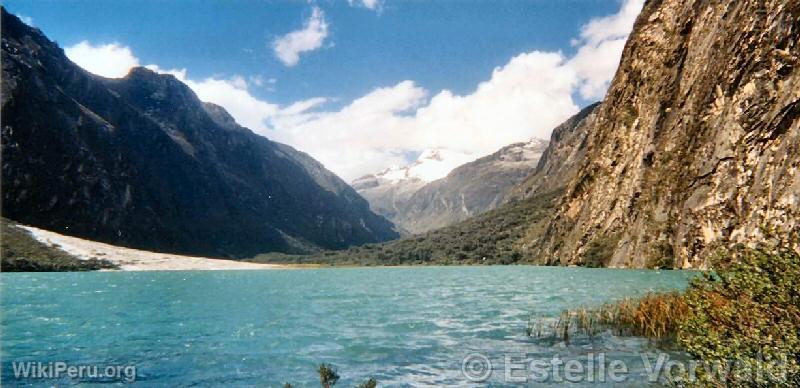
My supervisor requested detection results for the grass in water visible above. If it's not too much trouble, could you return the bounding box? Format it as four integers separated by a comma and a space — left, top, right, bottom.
527, 291, 687, 342
530, 243, 800, 386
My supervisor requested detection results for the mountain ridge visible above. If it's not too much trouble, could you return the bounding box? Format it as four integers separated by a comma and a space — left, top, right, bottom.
1, 8, 399, 258
355, 138, 549, 233
256, 106, 598, 265
257, 0, 799, 268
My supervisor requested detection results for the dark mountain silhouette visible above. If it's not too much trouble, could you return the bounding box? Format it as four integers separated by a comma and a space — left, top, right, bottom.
1, 8, 398, 258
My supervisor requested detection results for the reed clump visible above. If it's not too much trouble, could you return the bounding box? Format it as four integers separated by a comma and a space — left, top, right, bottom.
527, 291, 688, 341
595, 291, 688, 339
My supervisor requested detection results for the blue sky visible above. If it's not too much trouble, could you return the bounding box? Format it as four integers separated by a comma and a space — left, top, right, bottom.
4, 0, 643, 181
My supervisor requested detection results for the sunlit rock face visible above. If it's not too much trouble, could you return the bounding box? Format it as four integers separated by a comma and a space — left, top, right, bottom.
531, 0, 800, 268
0, 9, 398, 258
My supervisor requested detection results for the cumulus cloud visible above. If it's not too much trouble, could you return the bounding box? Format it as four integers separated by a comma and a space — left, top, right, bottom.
265, 0, 644, 180
266, 51, 579, 180
272, 6, 329, 66
567, 0, 644, 99
62, 0, 642, 181
64, 42, 284, 132
176, 72, 282, 131
578, 0, 644, 46
64, 41, 141, 78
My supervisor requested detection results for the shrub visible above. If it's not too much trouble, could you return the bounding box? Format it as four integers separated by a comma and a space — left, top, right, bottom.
318, 363, 340, 388
679, 246, 800, 386
648, 239, 675, 269
554, 245, 800, 386
582, 235, 618, 267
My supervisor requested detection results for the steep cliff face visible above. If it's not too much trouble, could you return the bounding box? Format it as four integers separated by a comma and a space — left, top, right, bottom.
1, 9, 398, 258
534, 0, 800, 268
506, 103, 600, 202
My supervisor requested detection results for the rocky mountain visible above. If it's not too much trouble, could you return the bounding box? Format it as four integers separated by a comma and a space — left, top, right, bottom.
531, 0, 800, 268
263, 107, 597, 266
393, 138, 549, 233
354, 139, 549, 234
0, 9, 398, 258
506, 103, 600, 202
351, 149, 452, 231
263, 0, 799, 269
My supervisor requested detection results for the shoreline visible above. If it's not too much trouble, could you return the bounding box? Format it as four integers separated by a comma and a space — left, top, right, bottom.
13, 224, 703, 272
19, 225, 297, 271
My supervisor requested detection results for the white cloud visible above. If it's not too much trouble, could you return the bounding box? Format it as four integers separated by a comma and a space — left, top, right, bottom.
64, 41, 283, 132
65, 41, 141, 78
272, 6, 329, 66
267, 51, 579, 181
579, 0, 644, 47
19, 14, 34, 26
567, 0, 644, 99
187, 76, 281, 130
62, 0, 642, 182
263, 0, 644, 180
349, 0, 382, 11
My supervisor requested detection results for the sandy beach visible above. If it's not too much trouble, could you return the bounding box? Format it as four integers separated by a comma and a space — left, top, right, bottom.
20, 225, 291, 271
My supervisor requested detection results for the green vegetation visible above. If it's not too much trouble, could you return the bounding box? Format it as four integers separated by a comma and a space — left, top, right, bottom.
283, 364, 377, 387
251, 189, 563, 266
582, 235, 619, 268
647, 239, 676, 269
679, 245, 800, 386
546, 245, 800, 386
1, 218, 117, 271
317, 363, 340, 388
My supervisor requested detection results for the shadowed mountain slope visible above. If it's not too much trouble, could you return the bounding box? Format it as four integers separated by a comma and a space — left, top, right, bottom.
1, 9, 398, 258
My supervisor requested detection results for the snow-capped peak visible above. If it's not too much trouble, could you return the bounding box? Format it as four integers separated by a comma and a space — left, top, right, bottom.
372, 148, 473, 183
354, 138, 549, 187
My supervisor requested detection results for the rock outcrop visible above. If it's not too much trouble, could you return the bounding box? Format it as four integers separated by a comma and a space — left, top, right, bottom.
533, 0, 800, 268
506, 103, 600, 202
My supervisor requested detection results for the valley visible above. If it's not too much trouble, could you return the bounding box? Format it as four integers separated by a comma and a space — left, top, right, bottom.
1, 0, 798, 386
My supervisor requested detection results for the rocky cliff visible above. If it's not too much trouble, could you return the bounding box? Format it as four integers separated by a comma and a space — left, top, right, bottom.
255, 0, 799, 268
506, 103, 600, 202
1, 9, 398, 258
532, 0, 800, 268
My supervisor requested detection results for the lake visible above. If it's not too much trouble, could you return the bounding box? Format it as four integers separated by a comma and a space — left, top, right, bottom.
1, 266, 699, 386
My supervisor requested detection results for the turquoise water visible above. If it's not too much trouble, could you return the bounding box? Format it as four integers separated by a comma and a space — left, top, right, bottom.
1, 266, 698, 386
